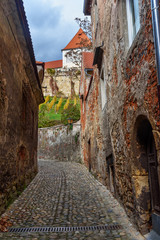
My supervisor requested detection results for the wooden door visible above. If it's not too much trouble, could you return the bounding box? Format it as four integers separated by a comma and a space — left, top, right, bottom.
148, 133, 160, 213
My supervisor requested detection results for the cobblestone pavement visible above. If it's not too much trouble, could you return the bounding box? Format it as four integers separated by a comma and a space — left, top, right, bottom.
0, 160, 144, 240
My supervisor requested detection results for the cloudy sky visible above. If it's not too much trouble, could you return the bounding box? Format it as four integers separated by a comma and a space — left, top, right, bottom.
23, 0, 85, 62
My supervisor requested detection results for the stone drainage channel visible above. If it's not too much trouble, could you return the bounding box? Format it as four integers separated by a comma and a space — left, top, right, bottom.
9, 224, 122, 233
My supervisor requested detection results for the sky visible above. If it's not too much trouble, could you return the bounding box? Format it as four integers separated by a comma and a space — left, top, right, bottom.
23, 0, 85, 62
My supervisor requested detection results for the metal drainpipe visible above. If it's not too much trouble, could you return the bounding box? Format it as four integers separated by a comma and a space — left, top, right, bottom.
151, 0, 160, 107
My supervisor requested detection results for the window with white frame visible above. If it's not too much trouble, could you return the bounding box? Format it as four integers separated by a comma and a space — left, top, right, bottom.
126, 0, 140, 46
100, 67, 107, 110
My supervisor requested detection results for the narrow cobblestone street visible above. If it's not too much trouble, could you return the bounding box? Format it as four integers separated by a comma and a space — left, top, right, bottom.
0, 160, 144, 240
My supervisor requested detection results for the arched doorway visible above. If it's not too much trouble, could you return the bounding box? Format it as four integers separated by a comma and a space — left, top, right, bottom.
132, 115, 160, 234
106, 154, 116, 195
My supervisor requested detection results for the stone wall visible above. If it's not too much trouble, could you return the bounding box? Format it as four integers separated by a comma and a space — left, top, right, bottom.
82, 0, 160, 235
38, 123, 81, 162
0, 0, 43, 215
42, 69, 80, 97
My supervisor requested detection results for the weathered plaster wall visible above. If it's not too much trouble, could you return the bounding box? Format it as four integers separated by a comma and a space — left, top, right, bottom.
0, 0, 42, 215
82, 0, 160, 234
38, 123, 81, 162
42, 70, 80, 97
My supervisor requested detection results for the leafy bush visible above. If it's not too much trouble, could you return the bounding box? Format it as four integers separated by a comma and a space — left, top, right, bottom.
55, 98, 63, 112
38, 102, 61, 128
47, 68, 55, 76
38, 118, 61, 128
39, 104, 47, 114
44, 95, 50, 104
61, 104, 80, 125
47, 96, 57, 111
63, 98, 70, 110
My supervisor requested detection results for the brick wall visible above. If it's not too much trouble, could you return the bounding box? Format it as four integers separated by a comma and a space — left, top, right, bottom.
82, 0, 160, 234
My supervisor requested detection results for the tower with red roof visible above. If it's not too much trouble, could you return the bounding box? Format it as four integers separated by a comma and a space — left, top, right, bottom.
62, 28, 91, 68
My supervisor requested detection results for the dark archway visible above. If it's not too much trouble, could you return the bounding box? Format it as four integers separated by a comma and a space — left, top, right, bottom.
132, 115, 160, 234
106, 154, 116, 195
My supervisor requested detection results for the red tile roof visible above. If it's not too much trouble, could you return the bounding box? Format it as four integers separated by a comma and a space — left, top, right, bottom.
62, 28, 91, 50
82, 52, 94, 69
36, 61, 44, 64
45, 60, 63, 69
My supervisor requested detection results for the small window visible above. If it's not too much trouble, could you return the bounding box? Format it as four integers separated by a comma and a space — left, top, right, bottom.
126, 0, 140, 46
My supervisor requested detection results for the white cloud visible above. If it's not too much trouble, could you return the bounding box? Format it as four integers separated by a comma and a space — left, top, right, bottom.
23, 0, 85, 62
51, 0, 84, 22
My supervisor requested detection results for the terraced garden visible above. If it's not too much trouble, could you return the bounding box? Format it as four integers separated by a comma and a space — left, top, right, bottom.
38, 96, 80, 128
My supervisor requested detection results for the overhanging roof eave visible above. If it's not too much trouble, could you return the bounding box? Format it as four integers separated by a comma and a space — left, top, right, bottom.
83, 0, 92, 15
